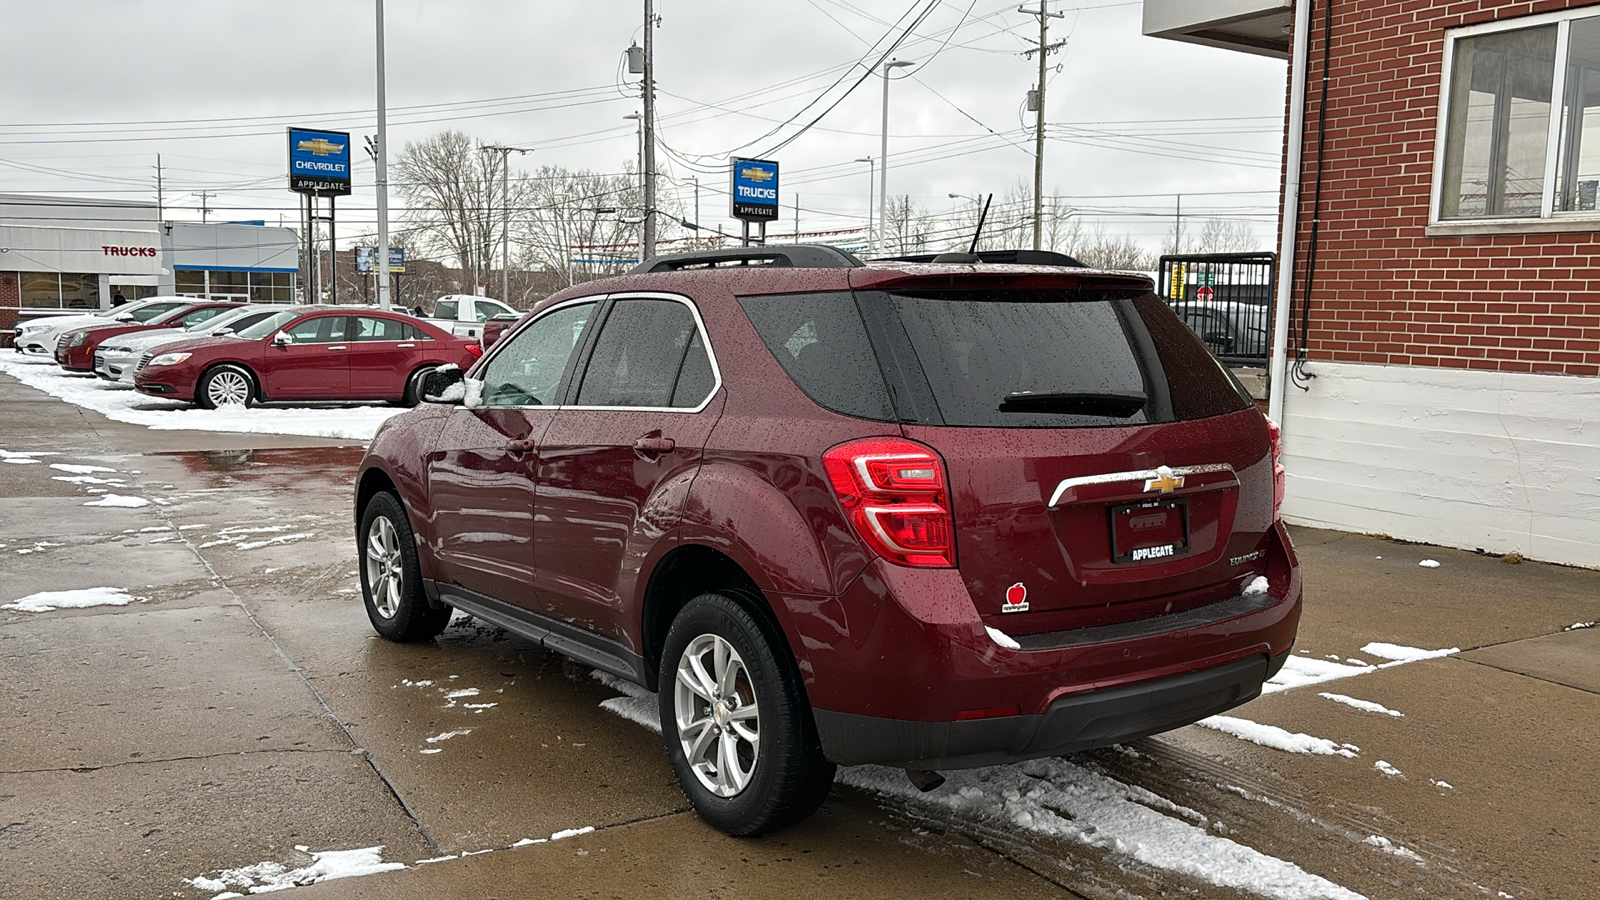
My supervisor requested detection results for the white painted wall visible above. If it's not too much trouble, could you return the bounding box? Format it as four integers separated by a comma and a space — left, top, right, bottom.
1280, 362, 1600, 568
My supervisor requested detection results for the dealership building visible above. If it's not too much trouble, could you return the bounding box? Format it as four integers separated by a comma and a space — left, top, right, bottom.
0, 194, 298, 337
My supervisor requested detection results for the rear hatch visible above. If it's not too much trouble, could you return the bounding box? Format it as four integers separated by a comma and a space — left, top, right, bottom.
848, 270, 1275, 633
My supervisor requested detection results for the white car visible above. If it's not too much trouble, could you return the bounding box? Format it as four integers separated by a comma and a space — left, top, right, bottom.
95, 305, 283, 384
12, 297, 192, 357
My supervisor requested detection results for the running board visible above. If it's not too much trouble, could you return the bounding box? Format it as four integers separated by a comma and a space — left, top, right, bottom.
423, 579, 651, 688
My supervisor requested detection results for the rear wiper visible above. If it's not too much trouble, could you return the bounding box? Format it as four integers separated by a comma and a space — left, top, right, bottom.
999, 390, 1146, 417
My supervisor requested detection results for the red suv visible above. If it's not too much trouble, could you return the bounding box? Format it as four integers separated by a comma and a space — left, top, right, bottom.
134, 306, 481, 408
354, 246, 1300, 836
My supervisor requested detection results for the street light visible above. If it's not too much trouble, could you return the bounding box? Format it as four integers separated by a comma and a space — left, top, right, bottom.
949, 193, 981, 247
856, 157, 874, 256
879, 59, 915, 257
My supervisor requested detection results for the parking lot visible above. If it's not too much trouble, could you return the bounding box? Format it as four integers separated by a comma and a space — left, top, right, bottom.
2, 365, 1597, 900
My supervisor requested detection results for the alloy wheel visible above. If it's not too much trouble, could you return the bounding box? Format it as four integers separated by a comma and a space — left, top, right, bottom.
365, 515, 404, 619
674, 633, 761, 797
207, 369, 251, 406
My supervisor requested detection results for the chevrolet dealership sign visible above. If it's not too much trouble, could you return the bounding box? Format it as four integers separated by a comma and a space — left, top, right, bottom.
730, 158, 779, 221
287, 127, 352, 196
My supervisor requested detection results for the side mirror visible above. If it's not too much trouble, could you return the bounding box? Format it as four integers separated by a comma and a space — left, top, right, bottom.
421, 367, 467, 404
271, 332, 292, 347
113, 313, 135, 322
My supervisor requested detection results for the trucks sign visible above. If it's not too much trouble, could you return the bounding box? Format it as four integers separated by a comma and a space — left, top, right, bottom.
730, 158, 779, 221
288, 127, 352, 196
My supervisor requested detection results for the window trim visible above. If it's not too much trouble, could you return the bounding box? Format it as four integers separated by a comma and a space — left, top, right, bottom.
1431, 8, 1600, 227
470, 292, 723, 414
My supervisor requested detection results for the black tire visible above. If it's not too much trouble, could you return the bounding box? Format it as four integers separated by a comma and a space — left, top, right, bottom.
196, 363, 256, 409
401, 365, 437, 407
358, 492, 452, 642
658, 592, 835, 836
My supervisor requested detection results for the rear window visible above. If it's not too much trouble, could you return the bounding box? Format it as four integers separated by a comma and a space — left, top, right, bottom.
743, 288, 1249, 427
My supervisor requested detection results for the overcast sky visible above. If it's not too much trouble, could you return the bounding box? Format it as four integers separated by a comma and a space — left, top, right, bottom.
1, 0, 1287, 255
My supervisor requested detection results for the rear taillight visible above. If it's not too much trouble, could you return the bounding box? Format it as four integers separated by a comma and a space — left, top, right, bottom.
464, 343, 484, 357
1265, 415, 1286, 522
823, 437, 955, 568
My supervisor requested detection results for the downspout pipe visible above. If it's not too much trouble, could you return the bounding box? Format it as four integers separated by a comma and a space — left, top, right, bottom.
1269, 0, 1314, 424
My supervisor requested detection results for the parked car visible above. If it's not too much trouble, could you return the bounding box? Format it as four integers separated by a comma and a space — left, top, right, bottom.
12, 297, 192, 357
422, 294, 518, 340
354, 245, 1299, 837
96, 305, 283, 384
133, 306, 482, 408
1168, 299, 1270, 363
478, 313, 521, 351
55, 302, 243, 372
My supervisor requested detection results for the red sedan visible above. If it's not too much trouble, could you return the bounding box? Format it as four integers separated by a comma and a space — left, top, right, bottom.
133, 306, 482, 408
54, 302, 243, 372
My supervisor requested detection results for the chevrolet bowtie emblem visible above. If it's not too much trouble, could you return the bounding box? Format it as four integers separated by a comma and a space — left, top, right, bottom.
1143, 466, 1184, 495
741, 167, 774, 183
297, 138, 345, 156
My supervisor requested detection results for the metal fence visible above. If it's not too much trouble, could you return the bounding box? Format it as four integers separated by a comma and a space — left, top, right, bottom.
1156, 252, 1277, 368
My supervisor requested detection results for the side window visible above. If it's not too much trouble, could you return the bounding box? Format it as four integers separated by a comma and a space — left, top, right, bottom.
671, 330, 716, 409
352, 316, 407, 341
739, 292, 893, 421
477, 301, 597, 407
285, 315, 347, 344
401, 322, 433, 341
575, 298, 711, 409
174, 306, 228, 327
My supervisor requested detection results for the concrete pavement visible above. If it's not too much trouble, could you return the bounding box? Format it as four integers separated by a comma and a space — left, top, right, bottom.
1, 369, 1595, 900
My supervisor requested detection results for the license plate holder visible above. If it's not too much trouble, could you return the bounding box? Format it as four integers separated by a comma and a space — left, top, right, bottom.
1110, 498, 1189, 563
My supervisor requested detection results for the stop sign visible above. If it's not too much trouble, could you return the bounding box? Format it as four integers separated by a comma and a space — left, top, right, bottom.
1196, 286, 1215, 302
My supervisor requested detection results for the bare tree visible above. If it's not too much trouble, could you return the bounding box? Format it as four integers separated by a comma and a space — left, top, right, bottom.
393, 131, 531, 294
879, 195, 941, 256
1074, 223, 1157, 271
512, 165, 643, 293
1191, 218, 1260, 254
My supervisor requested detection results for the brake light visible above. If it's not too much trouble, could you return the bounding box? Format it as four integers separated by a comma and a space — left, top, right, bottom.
1265, 415, 1286, 522
823, 438, 955, 568
464, 343, 484, 357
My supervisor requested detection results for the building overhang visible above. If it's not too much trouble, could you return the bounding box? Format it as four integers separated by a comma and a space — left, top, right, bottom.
1142, 0, 1293, 59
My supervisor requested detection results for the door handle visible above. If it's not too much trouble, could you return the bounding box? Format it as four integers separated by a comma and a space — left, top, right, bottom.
328, 345, 347, 351
507, 438, 538, 454
397, 343, 415, 348
633, 436, 675, 457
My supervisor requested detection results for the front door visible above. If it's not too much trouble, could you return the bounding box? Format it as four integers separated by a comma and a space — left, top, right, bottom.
259, 314, 351, 399
426, 300, 600, 613
535, 296, 723, 643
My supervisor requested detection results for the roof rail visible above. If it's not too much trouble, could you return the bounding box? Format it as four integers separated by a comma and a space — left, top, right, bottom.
630, 244, 865, 274
871, 249, 1089, 268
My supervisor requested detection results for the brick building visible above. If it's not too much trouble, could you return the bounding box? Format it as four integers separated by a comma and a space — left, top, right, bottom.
1146, 1, 1600, 567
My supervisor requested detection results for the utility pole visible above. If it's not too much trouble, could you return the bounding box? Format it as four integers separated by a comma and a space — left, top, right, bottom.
155, 154, 164, 220
375, 0, 392, 309
642, 0, 658, 261
1173, 193, 1183, 254
623, 113, 643, 263
1019, 1, 1064, 251
794, 194, 800, 243
483, 145, 528, 302
192, 191, 215, 224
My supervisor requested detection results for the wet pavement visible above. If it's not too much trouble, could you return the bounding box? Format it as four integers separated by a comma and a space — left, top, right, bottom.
2, 371, 1596, 900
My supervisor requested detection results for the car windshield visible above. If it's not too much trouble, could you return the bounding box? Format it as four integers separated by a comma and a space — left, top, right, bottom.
233, 310, 300, 340
183, 307, 253, 332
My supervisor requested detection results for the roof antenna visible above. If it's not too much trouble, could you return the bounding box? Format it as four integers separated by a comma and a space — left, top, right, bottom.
967, 193, 993, 254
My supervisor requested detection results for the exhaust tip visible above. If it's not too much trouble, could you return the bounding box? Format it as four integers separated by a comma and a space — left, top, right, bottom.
905, 769, 946, 793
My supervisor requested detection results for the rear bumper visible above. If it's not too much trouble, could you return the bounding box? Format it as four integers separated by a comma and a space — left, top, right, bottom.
816, 649, 1285, 768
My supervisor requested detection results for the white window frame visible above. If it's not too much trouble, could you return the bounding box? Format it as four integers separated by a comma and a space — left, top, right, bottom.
1431, 7, 1600, 226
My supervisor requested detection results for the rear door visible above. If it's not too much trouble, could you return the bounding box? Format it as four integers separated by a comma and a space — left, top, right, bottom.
259, 313, 351, 399
348, 315, 427, 399
534, 295, 723, 640
859, 287, 1272, 634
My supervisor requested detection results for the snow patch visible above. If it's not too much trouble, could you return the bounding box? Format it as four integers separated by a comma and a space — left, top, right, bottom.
3, 456, 41, 464
1318, 693, 1404, 717
1363, 835, 1424, 863
1243, 575, 1270, 595
1360, 642, 1458, 663
3, 587, 140, 612
235, 531, 315, 550
1431, 779, 1453, 789
984, 625, 1021, 650
83, 494, 149, 508
185, 845, 404, 894
425, 729, 471, 743
1196, 716, 1359, 758
49, 463, 116, 475
52, 474, 123, 485
1418, 559, 1441, 568
1373, 760, 1405, 779
444, 688, 480, 700
1565, 621, 1595, 631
